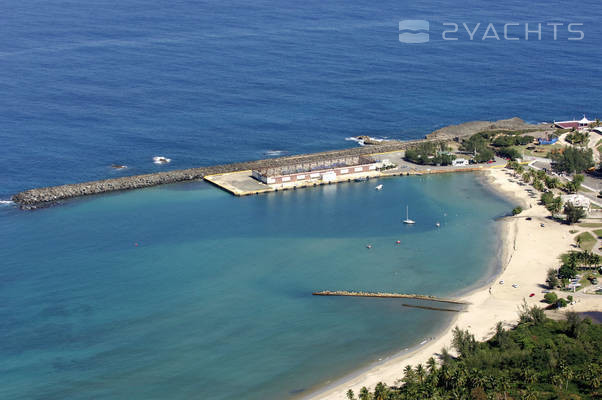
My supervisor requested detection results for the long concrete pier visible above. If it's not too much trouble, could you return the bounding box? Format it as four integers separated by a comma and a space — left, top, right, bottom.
312, 290, 469, 305
11, 139, 429, 209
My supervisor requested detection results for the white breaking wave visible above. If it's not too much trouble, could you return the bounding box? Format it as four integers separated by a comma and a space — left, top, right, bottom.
345, 137, 365, 146
0, 200, 14, 205
265, 150, 285, 156
153, 156, 171, 164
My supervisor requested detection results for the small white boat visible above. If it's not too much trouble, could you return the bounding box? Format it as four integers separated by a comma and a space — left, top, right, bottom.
153, 156, 171, 164
375, 184, 383, 191
435, 222, 441, 227
402, 205, 415, 224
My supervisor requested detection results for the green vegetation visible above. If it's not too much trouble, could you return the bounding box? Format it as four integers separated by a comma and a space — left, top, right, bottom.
540, 191, 563, 217
560, 250, 601, 270
533, 179, 545, 192
512, 206, 523, 215
578, 223, 602, 228
565, 203, 587, 225
404, 142, 456, 166
551, 250, 601, 292
550, 147, 594, 174
350, 309, 602, 400
565, 131, 590, 145
542, 292, 574, 309
462, 132, 535, 163
545, 268, 559, 288
565, 174, 585, 194
459, 132, 495, 162
594, 229, 602, 238
543, 292, 558, 304
575, 231, 596, 251
544, 175, 560, 189
491, 135, 534, 147
474, 147, 495, 163
496, 146, 522, 161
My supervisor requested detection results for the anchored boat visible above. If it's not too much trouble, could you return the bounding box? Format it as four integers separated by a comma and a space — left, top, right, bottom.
402, 205, 415, 224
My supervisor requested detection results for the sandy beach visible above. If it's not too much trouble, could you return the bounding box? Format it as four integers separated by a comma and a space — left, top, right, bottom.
310, 167, 602, 400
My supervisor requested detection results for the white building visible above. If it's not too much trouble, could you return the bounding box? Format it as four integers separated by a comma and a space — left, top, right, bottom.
452, 158, 469, 166
561, 194, 591, 212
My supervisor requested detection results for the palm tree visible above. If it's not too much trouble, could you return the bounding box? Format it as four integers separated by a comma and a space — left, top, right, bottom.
523, 387, 538, 400
469, 368, 486, 390
522, 172, 531, 183
533, 179, 545, 192
549, 196, 563, 217
440, 365, 453, 390
515, 164, 524, 177
426, 356, 437, 375
439, 347, 452, 365
373, 382, 388, 400
536, 169, 546, 180
401, 364, 415, 386
561, 367, 574, 390
499, 376, 511, 400
415, 363, 426, 384
545, 176, 560, 189
358, 386, 370, 400
346, 389, 355, 400
521, 368, 537, 385
552, 374, 563, 389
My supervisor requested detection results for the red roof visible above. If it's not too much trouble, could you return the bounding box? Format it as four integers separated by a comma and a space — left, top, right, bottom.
555, 121, 579, 129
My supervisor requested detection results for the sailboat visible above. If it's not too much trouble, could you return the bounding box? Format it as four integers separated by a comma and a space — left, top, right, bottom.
402, 205, 415, 224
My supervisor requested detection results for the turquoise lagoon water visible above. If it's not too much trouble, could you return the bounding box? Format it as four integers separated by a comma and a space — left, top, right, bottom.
1, 0, 600, 398
0, 173, 510, 399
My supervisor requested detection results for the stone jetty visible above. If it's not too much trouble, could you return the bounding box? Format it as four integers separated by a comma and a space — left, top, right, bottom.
12, 139, 428, 209
312, 290, 469, 305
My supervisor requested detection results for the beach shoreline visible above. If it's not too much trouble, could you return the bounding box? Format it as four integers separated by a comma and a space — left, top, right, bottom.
306, 167, 601, 400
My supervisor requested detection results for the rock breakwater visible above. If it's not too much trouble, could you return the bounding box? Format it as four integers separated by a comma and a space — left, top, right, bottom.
12, 140, 426, 209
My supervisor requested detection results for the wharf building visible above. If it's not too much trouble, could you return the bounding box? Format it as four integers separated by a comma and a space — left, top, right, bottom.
251, 155, 385, 189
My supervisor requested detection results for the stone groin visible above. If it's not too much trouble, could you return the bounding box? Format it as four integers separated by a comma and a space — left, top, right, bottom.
12, 139, 429, 209
401, 304, 466, 313
312, 290, 469, 305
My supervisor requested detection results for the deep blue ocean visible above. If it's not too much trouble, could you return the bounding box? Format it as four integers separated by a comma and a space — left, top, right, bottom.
1, 0, 601, 399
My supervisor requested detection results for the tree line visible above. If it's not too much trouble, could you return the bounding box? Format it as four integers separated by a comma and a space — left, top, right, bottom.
346, 306, 601, 400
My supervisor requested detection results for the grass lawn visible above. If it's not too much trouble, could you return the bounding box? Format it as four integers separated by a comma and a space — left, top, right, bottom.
575, 231, 596, 251
579, 275, 592, 289
578, 222, 602, 228
594, 229, 602, 238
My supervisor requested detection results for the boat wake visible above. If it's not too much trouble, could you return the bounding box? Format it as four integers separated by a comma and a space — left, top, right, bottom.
0, 200, 14, 206
265, 150, 285, 157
